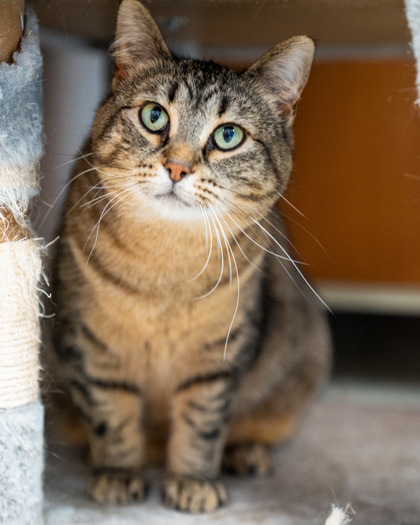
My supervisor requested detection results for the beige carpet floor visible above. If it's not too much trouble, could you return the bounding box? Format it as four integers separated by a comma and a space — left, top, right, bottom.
43, 381, 420, 524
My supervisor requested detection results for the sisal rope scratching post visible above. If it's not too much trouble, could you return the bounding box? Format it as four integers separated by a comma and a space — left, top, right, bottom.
406, 0, 420, 104
0, 3, 45, 524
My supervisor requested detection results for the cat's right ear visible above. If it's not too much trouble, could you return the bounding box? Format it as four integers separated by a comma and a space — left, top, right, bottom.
111, 0, 171, 87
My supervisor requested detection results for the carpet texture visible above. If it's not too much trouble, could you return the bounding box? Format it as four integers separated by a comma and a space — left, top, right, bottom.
44, 382, 420, 524
0, 401, 44, 525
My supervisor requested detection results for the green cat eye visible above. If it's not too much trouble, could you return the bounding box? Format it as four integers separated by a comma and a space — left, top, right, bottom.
140, 103, 169, 133
213, 124, 245, 151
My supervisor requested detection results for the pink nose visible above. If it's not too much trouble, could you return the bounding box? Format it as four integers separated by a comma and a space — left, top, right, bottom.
164, 160, 192, 183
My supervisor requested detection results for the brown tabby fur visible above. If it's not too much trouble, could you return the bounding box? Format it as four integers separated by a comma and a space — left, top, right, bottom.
51, 0, 331, 512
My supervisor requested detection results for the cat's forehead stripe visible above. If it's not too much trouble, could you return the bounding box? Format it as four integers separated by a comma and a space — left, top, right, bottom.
218, 96, 229, 118
201, 87, 220, 106
168, 82, 179, 103
184, 80, 194, 101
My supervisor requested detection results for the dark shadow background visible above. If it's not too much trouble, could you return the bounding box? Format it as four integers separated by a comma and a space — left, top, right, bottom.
330, 313, 420, 385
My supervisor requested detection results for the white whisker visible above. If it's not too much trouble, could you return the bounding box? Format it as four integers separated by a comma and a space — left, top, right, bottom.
262, 210, 300, 253
249, 217, 331, 312
187, 206, 213, 282
84, 187, 133, 267
219, 213, 263, 274
282, 213, 330, 258
223, 210, 292, 262
52, 151, 94, 170
223, 210, 303, 295
38, 166, 97, 228
212, 212, 240, 360
276, 191, 307, 219
193, 212, 224, 301
215, 214, 232, 285
67, 177, 139, 217
218, 194, 306, 266
83, 184, 131, 209
65, 182, 115, 217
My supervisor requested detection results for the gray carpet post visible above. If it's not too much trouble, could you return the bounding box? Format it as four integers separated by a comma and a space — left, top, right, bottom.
0, 6, 45, 525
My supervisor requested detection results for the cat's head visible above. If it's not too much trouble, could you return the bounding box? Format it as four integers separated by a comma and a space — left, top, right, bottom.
92, 0, 314, 227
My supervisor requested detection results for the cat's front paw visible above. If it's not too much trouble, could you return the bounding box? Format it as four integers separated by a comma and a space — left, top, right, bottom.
162, 474, 227, 513
88, 469, 147, 505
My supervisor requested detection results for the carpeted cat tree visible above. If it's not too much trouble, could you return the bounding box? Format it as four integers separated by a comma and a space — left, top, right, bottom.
0, 1, 44, 524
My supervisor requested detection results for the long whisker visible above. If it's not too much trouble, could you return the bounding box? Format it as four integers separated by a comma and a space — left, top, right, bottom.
85, 181, 141, 209
222, 209, 292, 262
38, 166, 97, 227
72, 152, 134, 177
64, 182, 115, 218
217, 191, 313, 262
204, 206, 210, 254
282, 212, 330, 258
265, 207, 303, 255
225, 204, 306, 298
221, 204, 329, 309
249, 217, 331, 312
85, 187, 133, 266
204, 181, 309, 255
52, 151, 95, 170
219, 213, 263, 274
226, 205, 311, 304
194, 212, 224, 301
276, 191, 307, 219
66, 184, 106, 216
215, 193, 304, 266
212, 211, 240, 360
83, 187, 120, 208
210, 179, 274, 204
65, 175, 141, 217
258, 211, 305, 259
188, 206, 213, 282
210, 178, 303, 219
216, 214, 232, 285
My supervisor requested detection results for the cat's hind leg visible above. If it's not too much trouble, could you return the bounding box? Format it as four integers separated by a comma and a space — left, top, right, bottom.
222, 406, 296, 477
222, 442, 274, 477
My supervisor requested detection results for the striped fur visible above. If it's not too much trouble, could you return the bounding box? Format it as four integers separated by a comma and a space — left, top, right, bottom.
51, 0, 331, 512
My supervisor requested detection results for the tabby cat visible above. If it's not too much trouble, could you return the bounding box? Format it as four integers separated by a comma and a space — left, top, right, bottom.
52, 0, 331, 513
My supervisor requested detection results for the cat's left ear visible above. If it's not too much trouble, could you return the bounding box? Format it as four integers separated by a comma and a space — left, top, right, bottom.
112, 0, 171, 87
249, 36, 314, 121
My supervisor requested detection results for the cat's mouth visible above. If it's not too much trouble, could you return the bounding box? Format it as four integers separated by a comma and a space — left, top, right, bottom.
155, 190, 192, 208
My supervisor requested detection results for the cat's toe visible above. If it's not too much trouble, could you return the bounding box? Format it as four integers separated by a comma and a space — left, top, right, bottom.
88, 470, 147, 504
162, 474, 227, 513
223, 443, 274, 477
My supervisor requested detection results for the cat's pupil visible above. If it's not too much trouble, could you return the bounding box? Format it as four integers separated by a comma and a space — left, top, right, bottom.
223, 126, 235, 143
150, 107, 162, 123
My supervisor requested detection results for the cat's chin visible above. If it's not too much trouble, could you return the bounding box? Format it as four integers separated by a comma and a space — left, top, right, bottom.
155, 191, 192, 209
150, 192, 207, 223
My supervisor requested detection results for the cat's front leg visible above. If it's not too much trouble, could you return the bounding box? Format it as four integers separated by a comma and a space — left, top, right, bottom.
163, 370, 237, 513
69, 378, 146, 504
